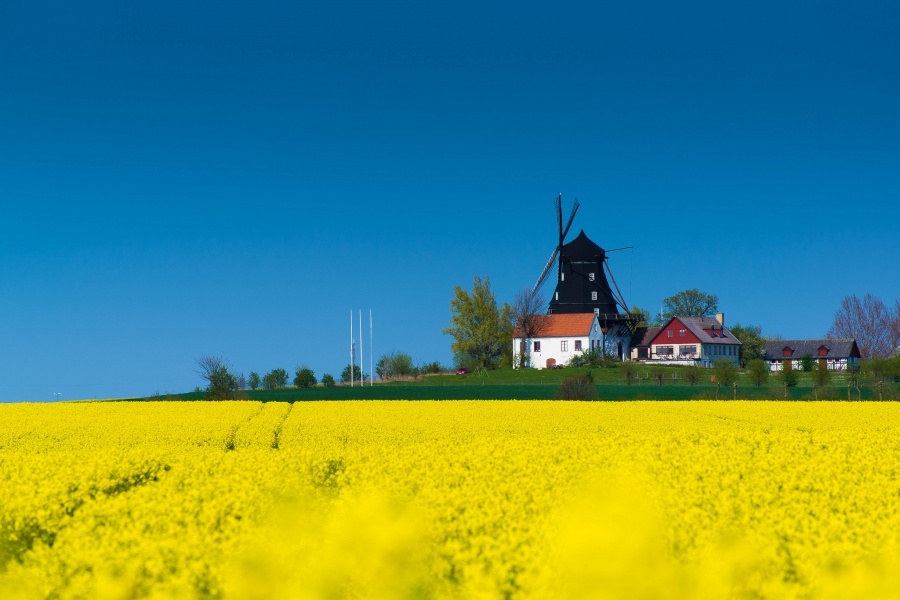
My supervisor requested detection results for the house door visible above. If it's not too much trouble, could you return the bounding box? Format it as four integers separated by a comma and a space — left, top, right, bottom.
546, 358, 556, 369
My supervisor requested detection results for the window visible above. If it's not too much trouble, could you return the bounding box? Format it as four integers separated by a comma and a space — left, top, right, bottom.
575, 340, 582, 351
561, 340, 568, 352
555, 292, 559, 301
668, 330, 673, 338
680, 345, 697, 357
561, 273, 565, 281
589, 272, 595, 281
534, 341, 541, 352
657, 346, 674, 356
679, 329, 685, 337
591, 291, 598, 301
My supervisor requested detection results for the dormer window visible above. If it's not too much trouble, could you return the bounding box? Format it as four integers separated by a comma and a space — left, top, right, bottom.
589, 273, 595, 281
818, 345, 829, 357
783, 347, 794, 358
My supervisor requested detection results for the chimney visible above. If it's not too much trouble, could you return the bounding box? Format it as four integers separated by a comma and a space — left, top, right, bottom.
715, 312, 724, 326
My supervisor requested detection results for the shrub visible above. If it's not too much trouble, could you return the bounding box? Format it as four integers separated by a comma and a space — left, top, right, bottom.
321, 374, 335, 388
713, 359, 737, 387
747, 359, 769, 387
800, 354, 815, 372
813, 364, 831, 388
621, 361, 637, 385
781, 369, 798, 388
555, 374, 599, 401
294, 366, 317, 389
684, 365, 701, 386
420, 361, 446, 375
650, 365, 666, 386
568, 349, 618, 368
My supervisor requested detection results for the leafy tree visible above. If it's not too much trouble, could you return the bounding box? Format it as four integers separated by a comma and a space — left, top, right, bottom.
650, 365, 666, 386
195, 355, 240, 400
729, 323, 765, 367
420, 361, 446, 375
747, 359, 769, 387
375, 352, 416, 380
684, 365, 701, 386
263, 368, 289, 390
827, 293, 899, 359
629, 306, 650, 328
443, 276, 514, 370
800, 354, 815, 372
713, 358, 737, 387
340, 363, 368, 383
293, 365, 317, 389
248, 371, 261, 390
813, 363, 831, 388
662, 288, 718, 320
321, 374, 335, 388
781, 369, 798, 388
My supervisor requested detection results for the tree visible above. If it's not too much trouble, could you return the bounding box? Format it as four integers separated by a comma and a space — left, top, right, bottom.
195, 355, 239, 400
321, 374, 335, 388
747, 359, 769, 387
629, 306, 650, 328
443, 276, 514, 370
781, 369, 798, 388
555, 374, 599, 400
813, 362, 831, 388
729, 323, 765, 367
713, 358, 737, 387
621, 361, 637, 385
684, 365, 701, 386
510, 288, 548, 368
827, 294, 897, 359
293, 366, 317, 389
800, 354, 815, 372
375, 352, 416, 381
661, 288, 718, 320
248, 372, 261, 390
341, 364, 368, 383
650, 365, 666, 386
262, 368, 289, 390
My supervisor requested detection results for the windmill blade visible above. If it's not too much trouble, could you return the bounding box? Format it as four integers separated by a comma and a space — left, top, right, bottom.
555, 194, 562, 244
560, 198, 580, 242
533, 249, 559, 293
603, 258, 630, 313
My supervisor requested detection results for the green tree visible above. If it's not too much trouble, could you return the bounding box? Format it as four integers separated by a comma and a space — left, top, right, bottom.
650, 365, 666, 386
321, 374, 335, 388
555, 374, 599, 400
443, 276, 513, 370
375, 352, 416, 380
684, 365, 701, 386
195, 356, 240, 400
341, 364, 368, 383
293, 365, 317, 388
781, 369, 798, 388
662, 288, 718, 320
813, 363, 831, 388
729, 323, 765, 367
747, 359, 769, 387
248, 371, 261, 390
263, 368, 289, 390
800, 354, 815, 372
713, 358, 737, 387
621, 361, 637, 385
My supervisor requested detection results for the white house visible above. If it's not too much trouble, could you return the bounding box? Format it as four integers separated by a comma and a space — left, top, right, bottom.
762, 339, 860, 372
513, 313, 632, 369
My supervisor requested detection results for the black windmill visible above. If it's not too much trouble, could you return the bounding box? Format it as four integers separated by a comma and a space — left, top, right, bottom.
533, 195, 643, 333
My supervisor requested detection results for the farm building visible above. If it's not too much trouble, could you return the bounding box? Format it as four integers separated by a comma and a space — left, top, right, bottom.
762, 339, 860, 371
630, 326, 661, 360
513, 312, 632, 369
645, 314, 741, 367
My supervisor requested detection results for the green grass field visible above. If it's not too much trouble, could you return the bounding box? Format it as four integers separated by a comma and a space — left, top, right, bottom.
144, 365, 893, 402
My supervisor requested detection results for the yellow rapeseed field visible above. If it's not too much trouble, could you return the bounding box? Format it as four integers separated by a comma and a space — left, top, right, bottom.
2, 400, 900, 599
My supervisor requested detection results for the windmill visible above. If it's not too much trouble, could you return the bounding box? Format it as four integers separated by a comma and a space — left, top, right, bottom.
532, 194, 579, 295
533, 194, 644, 333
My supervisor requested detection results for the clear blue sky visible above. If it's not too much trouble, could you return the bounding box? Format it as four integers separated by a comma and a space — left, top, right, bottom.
2, 1, 898, 401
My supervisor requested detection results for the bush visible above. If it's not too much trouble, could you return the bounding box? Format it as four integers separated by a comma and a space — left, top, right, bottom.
621, 361, 637, 385
420, 361, 446, 375
650, 365, 666, 386
340, 364, 369, 383
684, 365, 701, 386
555, 374, 599, 400
376, 352, 416, 381
813, 364, 831, 388
800, 354, 815, 372
248, 372, 260, 391
781, 369, 798, 388
747, 359, 769, 387
294, 366, 317, 389
713, 359, 737, 387
568, 349, 619, 368
321, 374, 335, 388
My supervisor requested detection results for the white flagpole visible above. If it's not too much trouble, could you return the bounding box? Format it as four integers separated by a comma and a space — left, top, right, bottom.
359, 309, 366, 387
350, 310, 354, 388
370, 309, 373, 387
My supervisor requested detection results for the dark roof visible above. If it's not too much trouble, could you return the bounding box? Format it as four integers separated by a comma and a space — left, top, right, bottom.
652, 316, 742, 346
631, 326, 661, 347
763, 339, 860, 360
560, 230, 605, 260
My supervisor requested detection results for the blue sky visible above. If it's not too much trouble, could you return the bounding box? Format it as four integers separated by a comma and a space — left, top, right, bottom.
2, 1, 898, 401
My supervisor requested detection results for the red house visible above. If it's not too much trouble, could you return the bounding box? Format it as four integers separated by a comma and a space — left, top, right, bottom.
647, 313, 741, 367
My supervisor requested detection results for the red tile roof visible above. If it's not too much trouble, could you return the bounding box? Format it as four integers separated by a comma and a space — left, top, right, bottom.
515, 313, 595, 338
